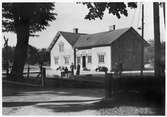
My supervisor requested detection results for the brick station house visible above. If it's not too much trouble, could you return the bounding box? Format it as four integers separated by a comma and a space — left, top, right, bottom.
48, 26, 148, 72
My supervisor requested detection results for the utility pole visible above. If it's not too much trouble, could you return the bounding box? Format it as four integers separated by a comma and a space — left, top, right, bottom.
153, 2, 161, 78
140, 3, 144, 76
4, 36, 9, 77
163, 3, 166, 27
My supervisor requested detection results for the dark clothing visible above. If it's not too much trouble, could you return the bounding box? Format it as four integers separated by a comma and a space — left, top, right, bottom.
76, 64, 80, 75
70, 64, 74, 75
115, 62, 123, 76
64, 67, 68, 73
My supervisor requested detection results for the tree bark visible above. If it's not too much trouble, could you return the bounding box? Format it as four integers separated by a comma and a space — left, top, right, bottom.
10, 24, 29, 79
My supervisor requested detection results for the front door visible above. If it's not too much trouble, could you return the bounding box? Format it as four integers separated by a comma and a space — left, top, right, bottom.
82, 56, 86, 68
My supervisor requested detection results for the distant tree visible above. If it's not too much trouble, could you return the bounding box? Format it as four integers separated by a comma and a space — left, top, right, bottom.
144, 40, 165, 74
2, 3, 56, 78
27, 45, 39, 65
2, 46, 15, 69
82, 2, 137, 20
144, 40, 154, 65
38, 48, 50, 66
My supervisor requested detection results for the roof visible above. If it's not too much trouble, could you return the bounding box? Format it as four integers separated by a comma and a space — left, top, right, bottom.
48, 27, 149, 51
48, 31, 86, 51
74, 27, 130, 48
60, 31, 86, 46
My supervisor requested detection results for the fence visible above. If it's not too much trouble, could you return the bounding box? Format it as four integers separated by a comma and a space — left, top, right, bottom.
3, 65, 46, 88
104, 72, 165, 99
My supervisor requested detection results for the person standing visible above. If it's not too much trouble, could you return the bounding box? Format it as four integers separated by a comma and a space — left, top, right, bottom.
76, 64, 80, 75
70, 63, 74, 75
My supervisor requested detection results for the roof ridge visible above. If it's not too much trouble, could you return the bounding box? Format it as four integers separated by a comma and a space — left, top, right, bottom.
59, 31, 87, 35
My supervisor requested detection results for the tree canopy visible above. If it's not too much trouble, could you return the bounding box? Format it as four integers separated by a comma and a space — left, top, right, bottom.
83, 2, 137, 20
2, 3, 56, 36
2, 3, 56, 78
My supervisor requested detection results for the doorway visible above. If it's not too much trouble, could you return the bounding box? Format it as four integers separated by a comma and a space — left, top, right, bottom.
82, 56, 86, 68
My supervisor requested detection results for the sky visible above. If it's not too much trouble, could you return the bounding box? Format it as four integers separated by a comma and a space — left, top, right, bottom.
2, 2, 166, 49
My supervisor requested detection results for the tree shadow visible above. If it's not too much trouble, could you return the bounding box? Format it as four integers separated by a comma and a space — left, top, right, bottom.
95, 91, 165, 115
3, 99, 100, 108
3, 91, 164, 115
3, 82, 104, 98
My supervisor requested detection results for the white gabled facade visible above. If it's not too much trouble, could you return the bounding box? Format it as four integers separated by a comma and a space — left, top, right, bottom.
76, 46, 111, 71
50, 35, 74, 69
49, 27, 146, 72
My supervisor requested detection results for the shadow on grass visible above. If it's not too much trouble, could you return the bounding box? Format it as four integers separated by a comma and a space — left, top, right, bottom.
3, 91, 165, 115
3, 99, 100, 107
95, 91, 165, 115
3, 82, 104, 97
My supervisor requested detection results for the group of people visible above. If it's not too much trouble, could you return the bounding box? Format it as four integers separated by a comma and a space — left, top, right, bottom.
63, 62, 123, 77
64, 63, 80, 76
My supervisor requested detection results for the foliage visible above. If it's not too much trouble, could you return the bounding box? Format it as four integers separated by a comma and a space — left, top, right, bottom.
2, 3, 56, 35
27, 45, 39, 65
38, 48, 50, 65
144, 40, 154, 64
82, 2, 137, 20
95, 66, 108, 72
2, 46, 15, 69
2, 45, 50, 66
144, 40, 165, 65
2, 3, 56, 77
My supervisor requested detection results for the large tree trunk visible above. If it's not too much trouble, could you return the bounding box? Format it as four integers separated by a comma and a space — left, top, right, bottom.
10, 24, 29, 79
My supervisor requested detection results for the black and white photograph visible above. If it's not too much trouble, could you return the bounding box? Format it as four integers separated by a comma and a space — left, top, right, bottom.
2, 1, 166, 115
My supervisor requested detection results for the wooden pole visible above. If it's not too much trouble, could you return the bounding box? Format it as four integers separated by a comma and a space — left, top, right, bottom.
163, 3, 166, 27
153, 2, 161, 78
105, 72, 113, 99
140, 3, 144, 76
4, 36, 9, 78
41, 67, 46, 87
27, 64, 30, 78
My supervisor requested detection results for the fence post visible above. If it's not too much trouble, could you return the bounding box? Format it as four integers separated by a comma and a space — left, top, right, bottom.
4, 36, 9, 78
27, 64, 30, 78
41, 67, 46, 87
105, 72, 114, 99
6, 61, 9, 78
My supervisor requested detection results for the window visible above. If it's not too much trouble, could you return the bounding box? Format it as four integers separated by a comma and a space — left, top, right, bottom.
59, 42, 64, 52
87, 56, 92, 64
64, 56, 70, 64
98, 55, 105, 63
77, 57, 80, 64
54, 57, 59, 64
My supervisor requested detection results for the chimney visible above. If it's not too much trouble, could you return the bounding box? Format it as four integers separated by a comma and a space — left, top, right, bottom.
73, 28, 78, 34
109, 25, 115, 31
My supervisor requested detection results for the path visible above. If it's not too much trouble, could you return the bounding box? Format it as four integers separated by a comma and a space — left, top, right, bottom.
3, 82, 163, 115
2, 83, 104, 115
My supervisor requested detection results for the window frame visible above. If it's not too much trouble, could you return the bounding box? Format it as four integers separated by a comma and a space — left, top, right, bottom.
64, 56, 70, 65
98, 54, 105, 64
87, 55, 92, 64
59, 42, 64, 52
54, 57, 59, 65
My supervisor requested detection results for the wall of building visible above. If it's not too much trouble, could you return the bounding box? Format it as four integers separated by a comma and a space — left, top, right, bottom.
111, 30, 142, 70
50, 35, 74, 69
76, 46, 111, 71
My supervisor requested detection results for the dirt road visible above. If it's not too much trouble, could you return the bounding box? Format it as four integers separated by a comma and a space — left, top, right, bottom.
3, 83, 163, 115
3, 83, 104, 115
